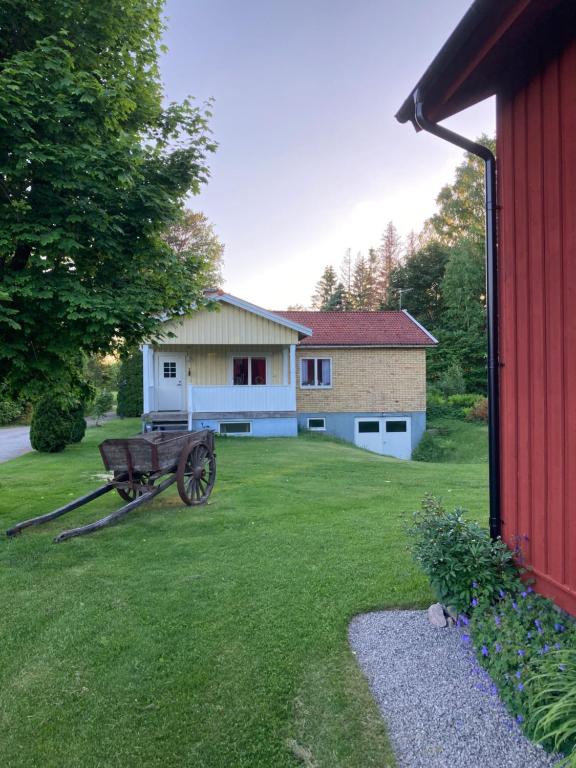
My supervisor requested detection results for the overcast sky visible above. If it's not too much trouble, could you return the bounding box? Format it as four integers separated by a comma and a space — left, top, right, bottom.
160, 0, 494, 308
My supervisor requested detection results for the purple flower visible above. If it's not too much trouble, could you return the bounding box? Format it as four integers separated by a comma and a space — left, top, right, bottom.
515, 670, 522, 678
499, 589, 506, 599
527, 586, 534, 593
481, 646, 489, 657
527, 631, 533, 639
516, 714, 524, 723
555, 643, 562, 650
462, 634, 471, 644
543, 644, 550, 653
554, 623, 565, 633
471, 598, 479, 608
495, 615, 501, 626
512, 601, 518, 610
495, 643, 502, 653
521, 591, 528, 598
517, 683, 524, 691
472, 581, 478, 589
460, 615, 469, 626
518, 649, 525, 657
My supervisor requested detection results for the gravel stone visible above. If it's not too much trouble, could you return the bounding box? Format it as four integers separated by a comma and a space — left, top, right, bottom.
349, 610, 560, 768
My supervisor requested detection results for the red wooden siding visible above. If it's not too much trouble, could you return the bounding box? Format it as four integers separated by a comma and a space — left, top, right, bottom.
497, 38, 576, 613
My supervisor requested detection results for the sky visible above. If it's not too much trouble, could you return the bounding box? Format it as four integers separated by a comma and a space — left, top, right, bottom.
160, 0, 495, 309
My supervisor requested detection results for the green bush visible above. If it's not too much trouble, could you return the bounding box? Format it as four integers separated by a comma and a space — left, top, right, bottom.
30, 397, 71, 452
117, 350, 143, 417
437, 362, 466, 396
91, 389, 114, 425
0, 398, 22, 425
406, 494, 519, 613
66, 403, 86, 444
412, 431, 448, 462
427, 391, 484, 420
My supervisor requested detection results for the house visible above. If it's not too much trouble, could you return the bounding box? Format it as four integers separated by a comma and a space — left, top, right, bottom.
142, 292, 437, 459
396, 0, 576, 612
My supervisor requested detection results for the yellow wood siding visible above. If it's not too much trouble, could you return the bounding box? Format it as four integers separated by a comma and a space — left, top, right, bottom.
153, 345, 285, 385
160, 302, 299, 345
295, 347, 427, 412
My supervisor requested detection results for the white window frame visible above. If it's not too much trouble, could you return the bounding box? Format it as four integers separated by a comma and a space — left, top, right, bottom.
219, 421, 253, 435
229, 354, 269, 386
307, 417, 326, 431
300, 357, 332, 388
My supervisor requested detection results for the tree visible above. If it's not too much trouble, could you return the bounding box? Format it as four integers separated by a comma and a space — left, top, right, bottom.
116, 349, 143, 417
377, 221, 402, 302
311, 265, 338, 310
436, 239, 487, 393
424, 135, 496, 246
384, 241, 450, 328
339, 249, 354, 308
0, 1, 217, 401
164, 210, 224, 289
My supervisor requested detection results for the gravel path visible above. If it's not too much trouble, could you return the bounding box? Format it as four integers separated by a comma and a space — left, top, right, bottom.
349, 611, 559, 768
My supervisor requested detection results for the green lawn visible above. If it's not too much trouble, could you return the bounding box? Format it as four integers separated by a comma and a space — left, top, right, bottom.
0, 420, 488, 768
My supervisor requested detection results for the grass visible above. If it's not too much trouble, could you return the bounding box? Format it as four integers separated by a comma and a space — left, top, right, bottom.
420, 416, 489, 464
0, 420, 488, 767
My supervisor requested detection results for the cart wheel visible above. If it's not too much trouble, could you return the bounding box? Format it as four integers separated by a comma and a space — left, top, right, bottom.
115, 473, 150, 502
177, 441, 216, 506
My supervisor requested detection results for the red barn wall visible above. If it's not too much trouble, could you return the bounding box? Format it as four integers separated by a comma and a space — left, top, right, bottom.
497, 37, 576, 614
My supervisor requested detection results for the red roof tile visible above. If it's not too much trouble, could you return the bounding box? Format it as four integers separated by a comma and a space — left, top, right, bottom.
273, 311, 437, 347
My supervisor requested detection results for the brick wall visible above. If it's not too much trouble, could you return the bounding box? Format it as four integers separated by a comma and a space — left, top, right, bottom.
295, 347, 427, 412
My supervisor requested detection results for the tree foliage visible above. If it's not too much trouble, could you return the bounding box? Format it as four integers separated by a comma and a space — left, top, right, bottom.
0, 0, 216, 400
164, 210, 224, 290
311, 265, 338, 310
424, 135, 495, 246
117, 349, 143, 417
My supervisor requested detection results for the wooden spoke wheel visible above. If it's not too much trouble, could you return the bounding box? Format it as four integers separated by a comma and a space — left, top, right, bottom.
115, 473, 151, 502
177, 441, 216, 506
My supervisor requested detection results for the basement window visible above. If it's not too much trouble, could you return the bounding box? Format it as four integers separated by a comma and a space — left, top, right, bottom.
219, 422, 252, 435
307, 417, 326, 431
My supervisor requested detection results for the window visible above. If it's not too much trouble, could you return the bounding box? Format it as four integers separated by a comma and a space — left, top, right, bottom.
219, 422, 252, 435
386, 420, 407, 433
358, 421, 380, 433
300, 358, 331, 387
163, 361, 177, 378
233, 357, 267, 385
307, 417, 326, 431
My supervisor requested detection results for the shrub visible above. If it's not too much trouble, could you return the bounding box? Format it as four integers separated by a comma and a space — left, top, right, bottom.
465, 396, 488, 422
0, 398, 22, 425
117, 350, 143, 417
66, 403, 86, 443
412, 431, 448, 462
30, 397, 71, 452
406, 494, 519, 613
437, 362, 466, 396
91, 389, 114, 426
470, 588, 576, 743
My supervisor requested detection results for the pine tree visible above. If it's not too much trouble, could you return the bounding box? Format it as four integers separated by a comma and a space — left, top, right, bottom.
311, 265, 339, 310
377, 222, 402, 304
352, 253, 373, 310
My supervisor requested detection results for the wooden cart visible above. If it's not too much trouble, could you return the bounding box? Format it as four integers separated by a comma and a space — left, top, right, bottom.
6, 430, 216, 543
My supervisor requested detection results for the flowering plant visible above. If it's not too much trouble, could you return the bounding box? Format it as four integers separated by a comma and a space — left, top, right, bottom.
406, 494, 519, 613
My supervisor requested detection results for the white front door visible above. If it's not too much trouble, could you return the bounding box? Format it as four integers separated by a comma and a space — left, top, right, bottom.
355, 419, 383, 453
156, 353, 185, 411
382, 417, 412, 460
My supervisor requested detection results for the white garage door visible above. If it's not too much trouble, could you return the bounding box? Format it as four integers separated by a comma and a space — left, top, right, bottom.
354, 417, 412, 460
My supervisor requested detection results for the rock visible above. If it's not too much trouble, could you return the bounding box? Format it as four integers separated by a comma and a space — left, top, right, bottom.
428, 603, 447, 628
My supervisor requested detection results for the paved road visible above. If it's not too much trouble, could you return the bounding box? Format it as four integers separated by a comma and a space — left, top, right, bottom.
0, 426, 32, 463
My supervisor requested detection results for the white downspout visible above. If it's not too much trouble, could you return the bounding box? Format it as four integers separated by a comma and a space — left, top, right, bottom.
289, 344, 296, 411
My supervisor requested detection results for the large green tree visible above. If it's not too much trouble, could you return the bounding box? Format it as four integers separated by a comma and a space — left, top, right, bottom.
311, 265, 338, 310
0, 0, 216, 400
164, 210, 224, 290
424, 135, 496, 246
